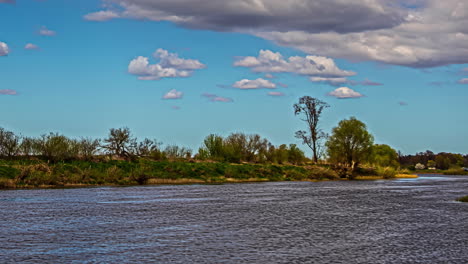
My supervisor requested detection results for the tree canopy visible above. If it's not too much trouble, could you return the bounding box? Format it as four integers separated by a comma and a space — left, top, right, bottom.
326, 117, 374, 173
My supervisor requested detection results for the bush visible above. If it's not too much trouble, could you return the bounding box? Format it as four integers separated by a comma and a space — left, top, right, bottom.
376, 167, 397, 179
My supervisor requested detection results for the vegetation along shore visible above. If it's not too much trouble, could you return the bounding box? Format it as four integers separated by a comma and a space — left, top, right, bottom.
1, 97, 466, 189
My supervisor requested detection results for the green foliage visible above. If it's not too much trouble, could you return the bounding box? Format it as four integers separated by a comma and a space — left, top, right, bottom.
435, 155, 450, 170
427, 160, 436, 168
33, 133, 80, 162
376, 167, 397, 179
0, 165, 20, 179
326, 117, 374, 171
370, 144, 399, 168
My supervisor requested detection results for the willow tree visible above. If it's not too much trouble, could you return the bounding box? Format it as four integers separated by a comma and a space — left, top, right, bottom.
294, 96, 329, 163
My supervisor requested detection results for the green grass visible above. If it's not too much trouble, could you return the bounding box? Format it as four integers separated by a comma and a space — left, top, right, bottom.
0, 159, 342, 189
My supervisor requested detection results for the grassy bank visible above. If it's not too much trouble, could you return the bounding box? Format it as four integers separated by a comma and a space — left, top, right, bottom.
0, 159, 342, 189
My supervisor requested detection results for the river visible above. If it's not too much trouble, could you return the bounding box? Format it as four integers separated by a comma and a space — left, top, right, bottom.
1, 174, 467, 263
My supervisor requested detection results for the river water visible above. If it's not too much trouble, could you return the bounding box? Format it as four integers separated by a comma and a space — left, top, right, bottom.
0, 175, 467, 263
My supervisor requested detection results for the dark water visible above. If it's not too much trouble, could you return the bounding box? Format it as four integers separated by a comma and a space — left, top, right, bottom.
1, 175, 467, 263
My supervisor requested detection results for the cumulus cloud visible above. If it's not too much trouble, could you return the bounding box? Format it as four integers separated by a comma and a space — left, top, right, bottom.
202, 93, 233, 102
257, 0, 468, 68
268, 91, 285, 97
162, 89, 183, 99
327, 87, 364, 99
87, 0, 468, 68
234, 50, 355, 78
264, 73, 275, 79
232, 78, 276, 89
128, 49, 205, 80
0, 42, 9, 56
24, 43, 40, 50
86, 0, 406, 34
458, 78, 468, 84
0, 89, 17, 95
84, 10, 120, 21
39, 26, 56, 36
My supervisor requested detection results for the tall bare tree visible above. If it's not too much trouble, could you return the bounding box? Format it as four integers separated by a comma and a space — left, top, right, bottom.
294, 96, 329, 163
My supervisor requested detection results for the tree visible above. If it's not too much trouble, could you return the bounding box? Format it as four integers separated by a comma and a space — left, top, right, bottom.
78, 137, 101, 160
370, 144, 399, 168
0, 128, 20, 158
102, 127, 136, 158
294, 96, 329, 163
326, 117, 374, 177
34, 133, 79, 162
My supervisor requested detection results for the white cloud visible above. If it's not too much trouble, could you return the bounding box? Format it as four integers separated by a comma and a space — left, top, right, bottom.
327, 87, 364, 99
128, 49, 205, 80
264, 73, 275, 79
84, 10, 120, 21
257, 0, 468, 68
24, 43, 40, 50
0, 89, 17, 95
234, 50, 355, 78
311, 77, 349, 86
202, 93, 233, 102
0, 42, 9, 56
162, 89, 183, 99
458, 78, 468, 84
232, 78, 276, 89
39, 26, 56, 36
268, 91, 285, 96
88, 0, 468, 68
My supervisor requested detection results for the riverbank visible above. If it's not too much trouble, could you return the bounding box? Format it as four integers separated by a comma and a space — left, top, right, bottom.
0, 159, 421, 190
0, 159, 340, 189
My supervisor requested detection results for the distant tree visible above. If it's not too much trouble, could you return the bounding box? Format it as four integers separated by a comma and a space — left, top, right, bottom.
201, 134, 224, 161
370, 144, 399, 168
0, 128, 20, 158
294, 96, 329, 163
427, 160, 436, 168
415, 163, 425, 170
34, 133, 79, 162
326, 117, 374, 177
78, 137, 101, 160
19, 136, 36, 157
164, 145, 192, 159
136, 138, 161, 157
435, 155, 450, 170
288, 144, 306, 165
102, 127, 136, 158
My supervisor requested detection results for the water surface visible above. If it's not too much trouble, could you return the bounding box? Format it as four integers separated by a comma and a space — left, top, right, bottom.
1, 175, 467, 263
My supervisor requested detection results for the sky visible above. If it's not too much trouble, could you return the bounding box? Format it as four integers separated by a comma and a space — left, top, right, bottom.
0, 0, 467, 155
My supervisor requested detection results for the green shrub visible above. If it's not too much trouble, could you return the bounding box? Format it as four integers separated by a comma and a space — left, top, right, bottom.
376, 167, 397, 179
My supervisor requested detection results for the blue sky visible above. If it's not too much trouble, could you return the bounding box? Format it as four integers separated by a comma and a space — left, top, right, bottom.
1, 0, 467, 155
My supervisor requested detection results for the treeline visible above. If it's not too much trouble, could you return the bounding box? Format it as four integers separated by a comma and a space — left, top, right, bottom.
399, 150, 468, 170
0, 127, 306, 165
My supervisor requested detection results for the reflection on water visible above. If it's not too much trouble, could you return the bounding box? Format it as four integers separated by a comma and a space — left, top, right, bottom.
1, 174, 467, 263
